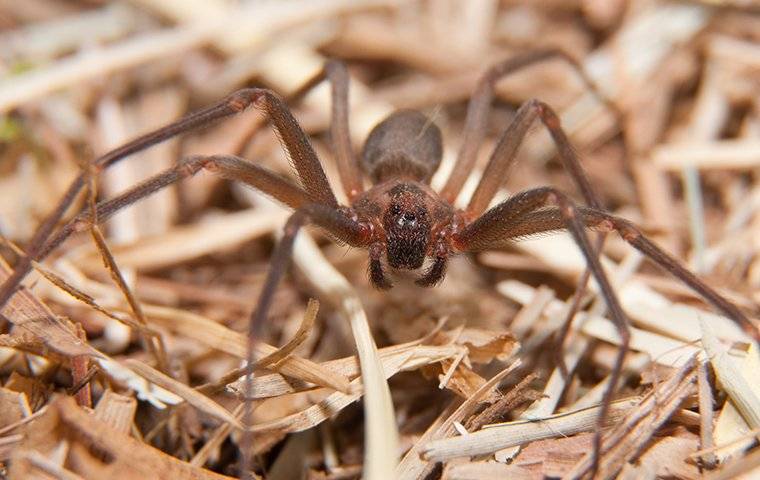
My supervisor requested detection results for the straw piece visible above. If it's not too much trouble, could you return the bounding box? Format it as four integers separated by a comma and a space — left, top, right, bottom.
95, 357, 182, 409
0, 0, 400, 112
255, 298, 319, 369
443, 462, 534, 480
93, 390, 138, 436
704, 446, 760, 480
190, 403, 244, 468
124, 359, 242, 429
697, 360, 718, 469
494, 332, 590, 463
228, 343, 462, 399
143, 304, 351, 394
290, 231, 399, 479
653, 140, 760, 170
79, 208, 287, 271
34, 258, 351, 394
708, 324, 760, 462
0, 3, 140, 62
397, 360, 522, 479
618, 435, 700, 480
0, 260, 179, 407
0, 20, 221, 113
33, 260, 149, 332
566, 357, 698, 479
89, 222, 168, 371
508, 285, 555, 338
702, 320, 760, 429
465, 373, 540, 431
420, 397, 638, 462
0, 404, 42, 438
251, 342, 459, 435
0, 258, 95, 359
0, 388, 31, 429
10, 396, 235, 480
498, 279, 703, 367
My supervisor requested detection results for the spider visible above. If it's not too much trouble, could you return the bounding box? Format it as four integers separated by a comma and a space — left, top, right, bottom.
0, 50, 754, 477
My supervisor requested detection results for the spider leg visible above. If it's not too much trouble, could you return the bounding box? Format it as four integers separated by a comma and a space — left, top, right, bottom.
239, 204, 368, 477
324, 60, 363, 200
495, 206, 755, 335
10, 151, 367, 477
467, 100, 604, 217
0, 87, 336, 310
456, 186, 629, 478
35, 155, 311, 261
445, 55, 617, 381
439, 48, 617, 207
456, 187, 755, 477
256, 60, 363, 201
457, 79, 618, 379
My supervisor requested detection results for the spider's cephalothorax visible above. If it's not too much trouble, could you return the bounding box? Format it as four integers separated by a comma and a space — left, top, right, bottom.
383, 184, 431, 270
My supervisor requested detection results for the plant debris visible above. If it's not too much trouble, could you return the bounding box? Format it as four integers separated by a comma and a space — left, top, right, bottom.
1, 1, 759, 479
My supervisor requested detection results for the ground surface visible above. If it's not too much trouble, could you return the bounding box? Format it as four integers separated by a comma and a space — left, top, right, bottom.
0, 1, 759, 479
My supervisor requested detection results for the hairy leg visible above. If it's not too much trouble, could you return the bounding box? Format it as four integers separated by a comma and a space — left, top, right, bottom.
239, 204, 369, 478
482, 205, 756, 335
35, 155, 311, 263
456, 186, 755, 477
0, 89, 267, 311
445, 56, 618, 384
467, 99, 604, 217
439, 49, 616, 207
252, 60, 363, 200
457, 186, 628, 477
0, 87, 336, 309
5, 150, 369, 476
454, 67, 622, 401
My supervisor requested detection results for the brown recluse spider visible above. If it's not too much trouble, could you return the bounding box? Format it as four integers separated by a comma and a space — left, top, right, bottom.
0, 50, 756, 477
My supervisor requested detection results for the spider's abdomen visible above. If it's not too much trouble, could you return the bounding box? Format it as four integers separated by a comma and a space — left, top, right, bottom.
361, 110, 442, 184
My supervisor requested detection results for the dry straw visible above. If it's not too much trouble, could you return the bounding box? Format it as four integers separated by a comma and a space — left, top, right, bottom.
1, 0, 759, 478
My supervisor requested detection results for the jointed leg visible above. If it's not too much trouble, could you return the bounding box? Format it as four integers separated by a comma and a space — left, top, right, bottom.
456, 186, 632, 476
0, 89, 263, 311
36, 155, 312, 264
456, 186, 756, 477
454, 61, 620, 382
0, 87, 337, 310
305, 61, 363, 200
239, 204, 368, 478
466, 99, 604, 217
243, 60, 363, 201
487, 205, 756, 335
439, 48, 617, 207
2, 151, 368, 477
446, 54, 618, 373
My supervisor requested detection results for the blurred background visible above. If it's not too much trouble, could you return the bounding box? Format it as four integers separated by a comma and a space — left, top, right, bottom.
1, 1, 760, 479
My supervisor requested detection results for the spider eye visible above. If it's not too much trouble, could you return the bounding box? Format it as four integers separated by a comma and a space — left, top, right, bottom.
390, 204, 402, 215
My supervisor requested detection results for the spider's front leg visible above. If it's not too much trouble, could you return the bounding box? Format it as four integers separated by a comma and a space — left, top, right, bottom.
0, 88, 275, 311
440, 48, 618, 211
455, 186, 630, 477
454, 186, 755, 477
0, 57, 360, 312
239, 203, 370, 477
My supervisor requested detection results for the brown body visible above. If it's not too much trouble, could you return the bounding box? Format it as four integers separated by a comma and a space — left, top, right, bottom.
350, 110, 461, 287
